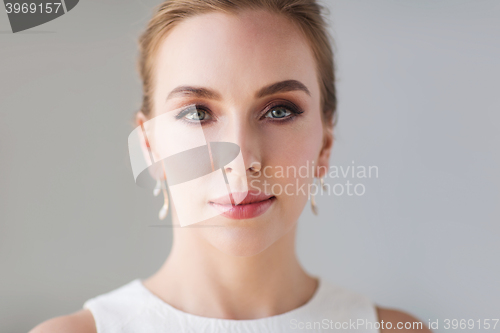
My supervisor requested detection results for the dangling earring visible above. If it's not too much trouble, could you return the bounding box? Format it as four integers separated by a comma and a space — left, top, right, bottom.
153, 175, 169, 220
310, 177, 325, 216
153, 179, 161, 197
155, 178, 169, 220
320, 177, 326, 191
156, 160, 169, 220
311, 177, 318, 215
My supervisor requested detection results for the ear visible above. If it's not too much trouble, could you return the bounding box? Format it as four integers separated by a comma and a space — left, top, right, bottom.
135, 110, 150, 149
135, 110, 164, 180
316, 124, 334, 178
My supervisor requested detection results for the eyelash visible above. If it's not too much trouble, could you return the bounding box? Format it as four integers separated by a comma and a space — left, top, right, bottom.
174, 101, 304, 125
174, 104, 213, 125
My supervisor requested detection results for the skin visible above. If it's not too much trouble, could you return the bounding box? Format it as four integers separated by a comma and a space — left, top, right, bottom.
30, 9, 431, 332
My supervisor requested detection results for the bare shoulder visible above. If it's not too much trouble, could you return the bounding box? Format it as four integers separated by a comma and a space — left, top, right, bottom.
29, 309, 96, 333
376, 306, 432, 332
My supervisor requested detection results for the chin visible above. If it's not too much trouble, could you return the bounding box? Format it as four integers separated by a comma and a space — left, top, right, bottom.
201, 215, 290, 257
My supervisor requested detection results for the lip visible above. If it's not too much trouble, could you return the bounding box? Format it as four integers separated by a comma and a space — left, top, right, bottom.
209, 190, 276, 220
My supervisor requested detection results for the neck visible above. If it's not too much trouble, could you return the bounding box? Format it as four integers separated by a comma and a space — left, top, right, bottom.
142, 222, 318, 320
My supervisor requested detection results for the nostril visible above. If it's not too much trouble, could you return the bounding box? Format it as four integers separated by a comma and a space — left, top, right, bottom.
249, 162, 262, 173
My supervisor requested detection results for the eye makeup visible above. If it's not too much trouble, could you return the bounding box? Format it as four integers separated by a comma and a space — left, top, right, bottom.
173, 98, 306, 126
174, 103, 215, 126
259, 100, 305, 124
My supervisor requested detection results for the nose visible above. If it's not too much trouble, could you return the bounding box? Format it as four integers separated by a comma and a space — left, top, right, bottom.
220, 113, 262, 178
225, 161, 261, 176
247, 161, 261, 173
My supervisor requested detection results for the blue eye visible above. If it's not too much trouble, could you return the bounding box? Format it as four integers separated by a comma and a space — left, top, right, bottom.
175, 105, 212, 123
184, 109, 210, 121
265, 106, 292, 119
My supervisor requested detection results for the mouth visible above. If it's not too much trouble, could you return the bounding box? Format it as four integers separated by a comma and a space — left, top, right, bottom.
209, 191, 276, 220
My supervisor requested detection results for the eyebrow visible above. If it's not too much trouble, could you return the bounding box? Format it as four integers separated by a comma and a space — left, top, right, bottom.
166, 79, 310, 102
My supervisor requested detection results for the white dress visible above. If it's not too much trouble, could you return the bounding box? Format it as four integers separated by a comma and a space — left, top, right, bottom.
83, 277, 381, 333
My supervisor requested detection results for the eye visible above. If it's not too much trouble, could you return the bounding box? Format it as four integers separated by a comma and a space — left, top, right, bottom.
184, 109, 211, 121
264, 106, 292, 119
174, 105, 214, 124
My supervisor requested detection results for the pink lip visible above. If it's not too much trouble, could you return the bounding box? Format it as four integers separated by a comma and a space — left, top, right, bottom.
209, 190, 276, 220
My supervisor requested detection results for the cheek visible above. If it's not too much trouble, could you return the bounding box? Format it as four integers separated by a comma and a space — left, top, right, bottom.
259, 114, 324, 213
263, 116, 324, 170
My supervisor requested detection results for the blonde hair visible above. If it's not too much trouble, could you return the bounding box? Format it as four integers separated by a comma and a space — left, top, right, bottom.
137, 0, 337, 126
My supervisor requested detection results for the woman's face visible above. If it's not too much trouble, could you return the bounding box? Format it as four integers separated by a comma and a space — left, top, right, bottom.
146, 9, 332, 256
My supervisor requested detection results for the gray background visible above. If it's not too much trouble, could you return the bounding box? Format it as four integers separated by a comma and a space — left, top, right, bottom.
1, 1, 499, 332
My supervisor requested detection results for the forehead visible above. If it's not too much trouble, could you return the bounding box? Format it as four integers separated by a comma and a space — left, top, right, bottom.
153, 9, 320, 105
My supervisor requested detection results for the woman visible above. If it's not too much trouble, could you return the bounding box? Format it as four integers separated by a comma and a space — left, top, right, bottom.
31, 0, 431, 332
